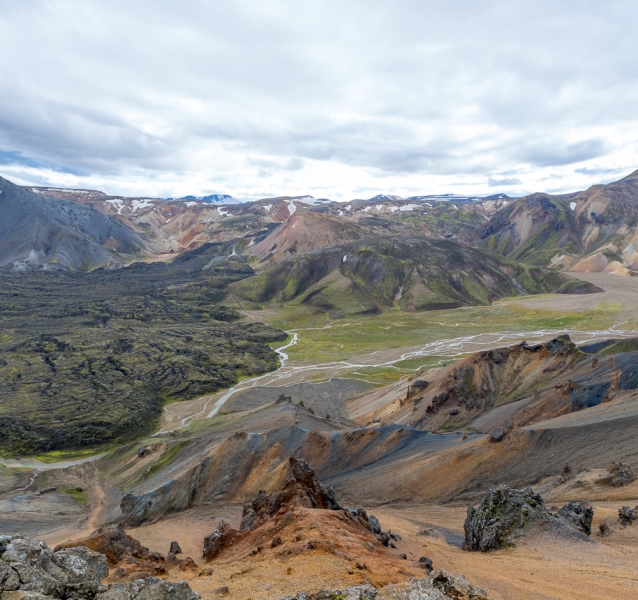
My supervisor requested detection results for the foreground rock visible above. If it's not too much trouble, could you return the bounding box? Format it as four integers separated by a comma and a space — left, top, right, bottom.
463, 486, 593, 551
55, 525, 167, 581
0, 534, 200, 600
282, 570, 487, 600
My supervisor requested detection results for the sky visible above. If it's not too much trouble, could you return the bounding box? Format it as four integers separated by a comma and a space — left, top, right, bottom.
0, 0, 637, 201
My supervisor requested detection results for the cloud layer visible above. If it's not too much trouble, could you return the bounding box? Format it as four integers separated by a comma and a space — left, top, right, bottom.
0, 0, 637, 199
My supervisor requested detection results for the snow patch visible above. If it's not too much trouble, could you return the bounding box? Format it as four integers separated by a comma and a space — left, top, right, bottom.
344, 205, 352, 211
263, 204, 272, 212
293, 196, 317, 205
451, 204, 459, 210
343, 255, 347, 262
130, 199, 155, 211
399, 203, 419, 212
362, 206, 372, 212
375, 204, 383, 211
217, 207, 229, 217
389, 206, 399, 212
104, 199, 125, 214
570, 201, 577, 211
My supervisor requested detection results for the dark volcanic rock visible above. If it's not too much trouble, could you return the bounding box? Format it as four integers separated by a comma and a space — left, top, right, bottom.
0, 534, 200, 600
407, 379, 429, 400
169, 541, 182, 555
489, 428, 507, 443
464, 486, 595, 552
287, 570, 488, 600
463, 486, 553, 551
618, 506, 638, 526
556, 501, 594, 535
418, 557, 434, 573
607, 461, 636, 487
203, 521, 241, 562
98, 578, 200, 600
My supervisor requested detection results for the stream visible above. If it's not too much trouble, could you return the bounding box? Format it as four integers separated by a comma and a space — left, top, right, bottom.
161, 323, 638, 433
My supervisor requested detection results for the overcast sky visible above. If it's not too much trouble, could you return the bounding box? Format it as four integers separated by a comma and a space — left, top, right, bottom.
0, 1, 637, 200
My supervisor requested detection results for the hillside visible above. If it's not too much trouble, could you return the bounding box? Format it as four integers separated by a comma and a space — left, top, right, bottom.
229, 235, 601, 315
0, 177, 148, 271
477, 170, 638, 270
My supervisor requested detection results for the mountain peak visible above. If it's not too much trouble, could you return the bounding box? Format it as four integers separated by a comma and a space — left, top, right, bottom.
620, 169, 638, 181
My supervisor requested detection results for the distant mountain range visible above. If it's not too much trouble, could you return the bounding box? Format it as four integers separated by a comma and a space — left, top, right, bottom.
3, 170, 637, 280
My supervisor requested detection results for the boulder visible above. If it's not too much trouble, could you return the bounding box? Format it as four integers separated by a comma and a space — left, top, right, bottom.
282, 584, 377, 600
281, 572, 487, 600
618, 506, 638, 526
202, 521, 241, 562
598, 522, 611, 536
607, 462, 636, 487
168, 541, 182, 555
377, 571, 488, 600
96, 578, 200, 600
556, 501, 594, 536
418, 557, 433, 573
177, 558, 198, 572
463, 486, 552, 551
489, 428, 506, 443
406, 380, 429, 400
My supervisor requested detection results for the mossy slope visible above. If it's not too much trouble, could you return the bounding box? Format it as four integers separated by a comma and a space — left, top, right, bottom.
229, 235, 597, 315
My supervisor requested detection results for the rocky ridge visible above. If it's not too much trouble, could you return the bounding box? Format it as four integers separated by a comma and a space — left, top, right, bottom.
202, 457, 396, 562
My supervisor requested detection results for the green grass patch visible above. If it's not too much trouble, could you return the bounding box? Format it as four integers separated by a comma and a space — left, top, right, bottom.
59, 486, 89, 505
34, 447, 111, 464
256, 302, 620, 365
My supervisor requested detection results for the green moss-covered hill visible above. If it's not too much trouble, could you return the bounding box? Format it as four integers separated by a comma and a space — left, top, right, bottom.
228, 236, 599, 315
0, 242, 286, 455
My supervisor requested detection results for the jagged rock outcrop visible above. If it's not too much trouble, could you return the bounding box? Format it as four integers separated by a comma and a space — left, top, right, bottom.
556, 501, 594, 535
55, 525, 166, 580
239, 457, 341, 532
281, 570, 488, 600
463, 486, 593, 551
204, 457, 393, 562
0, 535, 200, 600
203, 521, 242, 562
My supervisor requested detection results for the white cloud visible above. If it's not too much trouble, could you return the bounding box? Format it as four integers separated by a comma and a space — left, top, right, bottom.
0, 0, 637, 200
